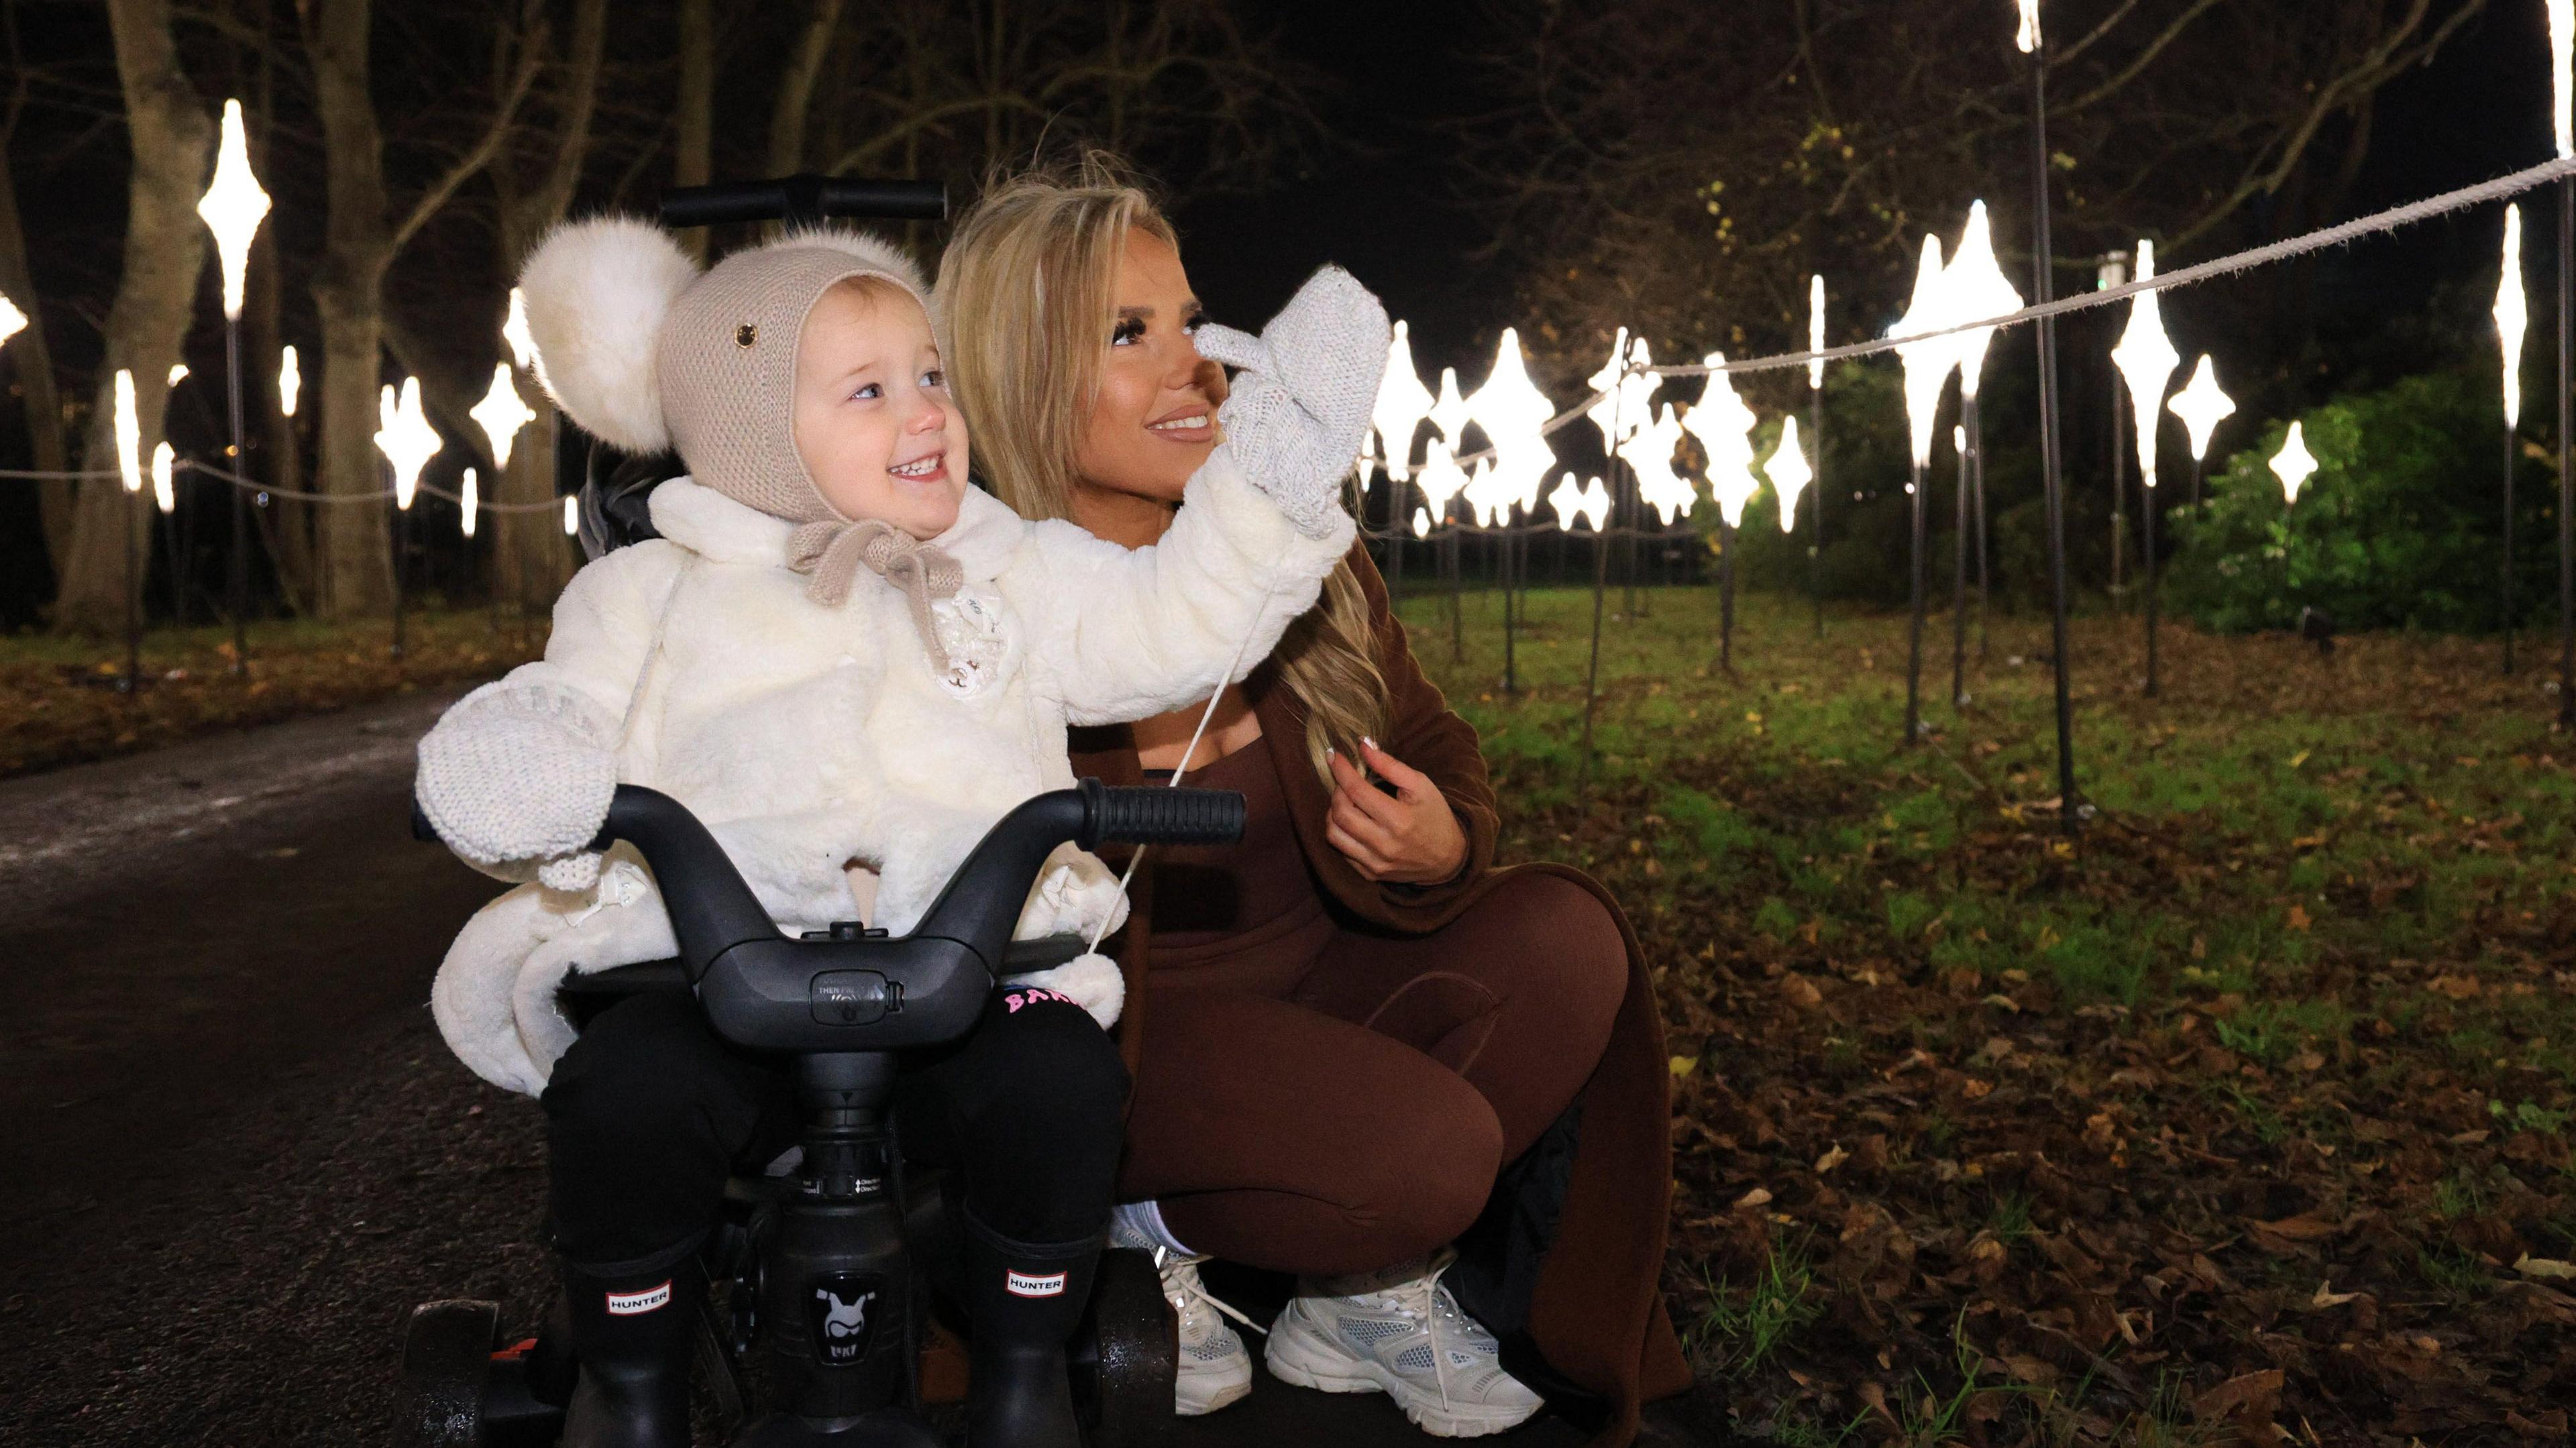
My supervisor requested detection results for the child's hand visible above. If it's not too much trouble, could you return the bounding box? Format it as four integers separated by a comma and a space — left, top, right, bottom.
416, 680, 619, 885
1193, 266, 1389, 537
1325, 737, 1468, 886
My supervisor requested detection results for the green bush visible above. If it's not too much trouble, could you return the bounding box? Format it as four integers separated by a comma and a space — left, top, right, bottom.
2163, 373, 2553, 634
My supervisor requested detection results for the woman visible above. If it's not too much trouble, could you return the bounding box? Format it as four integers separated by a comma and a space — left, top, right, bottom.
937, 160, 1704, 1447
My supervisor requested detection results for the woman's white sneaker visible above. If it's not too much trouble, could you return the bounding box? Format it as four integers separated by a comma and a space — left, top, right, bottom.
1261, 1250, 1544, 1438
1161, 1250, 1255, 1414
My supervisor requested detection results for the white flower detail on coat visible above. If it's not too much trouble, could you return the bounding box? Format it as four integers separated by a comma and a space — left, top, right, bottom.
928, 588, 1008, 698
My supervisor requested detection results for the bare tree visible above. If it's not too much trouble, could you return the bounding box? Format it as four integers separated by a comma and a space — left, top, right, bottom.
50, 0, 215, 634
0, 1, 70, 565
1463, 0, 2489, 388
299, 0, 535, 618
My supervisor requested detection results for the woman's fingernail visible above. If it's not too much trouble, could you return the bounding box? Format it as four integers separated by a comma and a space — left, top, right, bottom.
1362, 736, 1378, 749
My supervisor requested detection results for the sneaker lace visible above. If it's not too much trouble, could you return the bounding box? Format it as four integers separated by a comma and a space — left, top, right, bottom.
1375, 1247, 1466, 1412
1156, 1246, 1267, 1340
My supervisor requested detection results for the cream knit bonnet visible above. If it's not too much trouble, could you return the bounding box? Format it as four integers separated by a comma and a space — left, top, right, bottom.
515, 217, 963, 618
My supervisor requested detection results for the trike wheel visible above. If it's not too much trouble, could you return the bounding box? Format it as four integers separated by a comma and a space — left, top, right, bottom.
1080, 1247, 1177, 1448
398, 1299, 500, 1447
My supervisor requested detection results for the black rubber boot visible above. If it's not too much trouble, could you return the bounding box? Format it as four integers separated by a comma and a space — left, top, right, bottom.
559, 1250, 705, 1448
961, 1208, 1102, 1448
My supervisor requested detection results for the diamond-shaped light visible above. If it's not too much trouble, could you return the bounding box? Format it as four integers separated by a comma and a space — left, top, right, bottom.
114, 369, 143, 494
2271, 422, 2318, 507
1808, 276, 1827, 390
1373, 320, 1436, 482
1414, 443, 1470, 523
2497, 205, 2530, 427
1889, 234, 1960, 469
0, 292, 25, 350
1548, 473, 1611, 533
471, 362, 537, 472
2016, 0, 2042, 54
1683, 355, 1762, 528
562, 494, 578, 536
1631, 403, 1697, 524
2167, 355, 2237, 463
1585, 330, 1659, 455
1467, 328, 1560, 522
504, 287, 538, 371
460, 467, 480, 539
196, 100, 270, 321
375, 377, 441, 511
1766, 416, 1813, 534
1411, 507, 1430, 539
278, 344, 301, 418
2110, 239, 2182, 489
152, 441, 176, 514
1946, 202, 2023, 402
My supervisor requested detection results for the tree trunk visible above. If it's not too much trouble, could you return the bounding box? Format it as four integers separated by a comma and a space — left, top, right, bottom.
674, 0, 713, 261
768, 0, 846, 176
0, 129, 71, 561
303, 0, 395, 618
52, 0, 214, 634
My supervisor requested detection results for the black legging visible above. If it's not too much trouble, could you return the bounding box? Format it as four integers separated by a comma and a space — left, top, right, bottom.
543, 985, 1128, 1270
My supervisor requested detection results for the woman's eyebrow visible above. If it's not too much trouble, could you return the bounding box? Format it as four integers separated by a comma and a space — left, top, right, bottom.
1116, 304, 1155, 320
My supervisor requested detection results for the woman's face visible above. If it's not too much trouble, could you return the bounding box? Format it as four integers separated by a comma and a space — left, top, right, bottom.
1071, 229, 1226, 506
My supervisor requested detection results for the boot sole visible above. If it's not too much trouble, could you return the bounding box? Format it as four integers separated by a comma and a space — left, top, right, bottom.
1262, 1313, 1540, 1439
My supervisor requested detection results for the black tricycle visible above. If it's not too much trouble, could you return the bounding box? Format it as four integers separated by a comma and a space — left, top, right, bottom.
398, 776, 1228, 1448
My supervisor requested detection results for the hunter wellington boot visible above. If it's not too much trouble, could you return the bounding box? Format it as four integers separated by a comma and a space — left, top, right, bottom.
961, 1208, 1104, 1448
559, 1251, 706, 1448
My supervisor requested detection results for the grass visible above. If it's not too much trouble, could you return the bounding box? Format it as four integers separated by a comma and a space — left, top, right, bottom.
1395, 580, 2576, 1437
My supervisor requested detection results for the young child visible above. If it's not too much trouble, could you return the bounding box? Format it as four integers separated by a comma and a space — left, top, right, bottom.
413, 217, 1386, 1447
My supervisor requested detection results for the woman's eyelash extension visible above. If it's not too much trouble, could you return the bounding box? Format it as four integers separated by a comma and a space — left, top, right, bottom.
1111, 317, 1146, 345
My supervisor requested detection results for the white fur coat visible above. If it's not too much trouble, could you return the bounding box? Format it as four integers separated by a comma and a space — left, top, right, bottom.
431, 451, 1348, 1095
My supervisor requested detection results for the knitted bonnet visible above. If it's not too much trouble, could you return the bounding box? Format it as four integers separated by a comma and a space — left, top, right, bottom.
515, 217, 962, 618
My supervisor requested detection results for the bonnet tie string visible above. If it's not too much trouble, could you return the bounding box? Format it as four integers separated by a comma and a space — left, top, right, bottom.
787, 517, 966, 671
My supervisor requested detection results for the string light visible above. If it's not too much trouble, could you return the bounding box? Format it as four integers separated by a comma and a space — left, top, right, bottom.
375, 377, 441, 512
1549, 472, 1611, 532
113, 370, 143, 494
2167, 355, 2237, 463
2015, 0, 2041, 54
196, 99, 271, 321
152, 441, 176, 514
1586, 329, 1657, 452
2271, 421, 2318, 506
1373, 320, 1435, 481
0, 292, 24, 349
278, 345, 301, 418
562, 494, 578, 536
2497, 205, 2530, 427
460, 467, 479, 539
2109, 239, 2183, 490
1683, 354, 1762, 528
168, 364, 189, 388
1629, 403, 1697, 523
1466, 327, 1560, 525
1414, 443, 1470, 525
1411, 507, 1430, 539
1766, 414, 1813, 533
471, 362, 536, 471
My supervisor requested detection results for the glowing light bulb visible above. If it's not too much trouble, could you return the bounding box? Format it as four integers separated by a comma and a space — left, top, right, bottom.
113, 370, 142, 494
1373, 320, 1436, 482
0, 292, 25, 350
1411, 507, 1430, 540
2108, 239, 2182, 490
460, 467, 479, 539
1585, 329, 1657, 453
2167, 355, 2237, 463
151, 441, 175, 514
504, 287, 538, 371
1808, 275, 1826, 390
1946, 202, 2023, 401
1766, 414, 1813, 534
168, 364, 189, 388
472, 362, 536, 472
1627, 402, 1697, 524
278, 345, 301, 418
1426, 366, 1470, 458
1683, 356, 1762, 528
2015, 0, 2041, 54
1549, 473, 1611, 533
374, 377, 441, 511
2271, 422, 2318, 507
1413, 444, 1470, 523
1888, 233, 1959, 469
2498, 205, 2530, 427
563, 494, 578, 536
196, 100, 270, 321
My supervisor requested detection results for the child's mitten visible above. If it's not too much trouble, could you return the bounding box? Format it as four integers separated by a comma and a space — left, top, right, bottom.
416, 679, 620, 890
1001, 952, 1125, 1031
1193, 266, 1390, 538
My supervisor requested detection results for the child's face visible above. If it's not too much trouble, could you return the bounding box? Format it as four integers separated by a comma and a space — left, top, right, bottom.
793, 280, 969, 539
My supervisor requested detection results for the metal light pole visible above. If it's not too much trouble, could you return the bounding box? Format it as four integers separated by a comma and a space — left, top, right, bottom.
111, 370, 145, 691
1809, 276, 1827, 638
2023, 2, 2082, 832
1952, 424, 1971, 708
199, 100, 271, 675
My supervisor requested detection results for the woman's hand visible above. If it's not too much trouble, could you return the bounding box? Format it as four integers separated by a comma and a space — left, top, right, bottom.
1326, 737, 1469, 885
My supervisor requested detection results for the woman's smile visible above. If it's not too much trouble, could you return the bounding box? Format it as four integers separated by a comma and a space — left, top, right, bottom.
1146, 404, 1212, 441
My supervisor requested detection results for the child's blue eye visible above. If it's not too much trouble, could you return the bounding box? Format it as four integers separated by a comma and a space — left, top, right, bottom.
922, 369, 946, 390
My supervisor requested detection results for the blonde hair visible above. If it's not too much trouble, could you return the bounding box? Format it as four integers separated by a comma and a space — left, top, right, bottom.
938, 155, 1386, 785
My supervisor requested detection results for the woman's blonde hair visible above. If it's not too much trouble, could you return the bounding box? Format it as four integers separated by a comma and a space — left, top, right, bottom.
938, 154, 1386, 785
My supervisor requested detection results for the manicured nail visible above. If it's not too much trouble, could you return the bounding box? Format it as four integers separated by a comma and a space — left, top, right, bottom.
1362, 736, 1378, 749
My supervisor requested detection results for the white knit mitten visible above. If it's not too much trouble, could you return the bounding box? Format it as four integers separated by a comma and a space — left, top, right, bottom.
416, 679, 619, 887
1193, 266, 1390, 538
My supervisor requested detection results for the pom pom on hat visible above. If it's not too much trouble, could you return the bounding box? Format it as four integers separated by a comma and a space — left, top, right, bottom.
516, 215, 701, 454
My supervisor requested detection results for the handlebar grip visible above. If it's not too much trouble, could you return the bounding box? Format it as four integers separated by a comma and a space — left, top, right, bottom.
1079, 780, 1246, 847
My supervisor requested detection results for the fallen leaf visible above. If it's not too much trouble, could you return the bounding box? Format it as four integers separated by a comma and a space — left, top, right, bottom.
2309, 1281, 2361, 1308
1815, 1144, 1849, 1174
2515, 1255, 2576, 1282
1733, 1186, 1773, 1209
1668, 1055, 1699, 1078
2284, 903, 2311, 932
